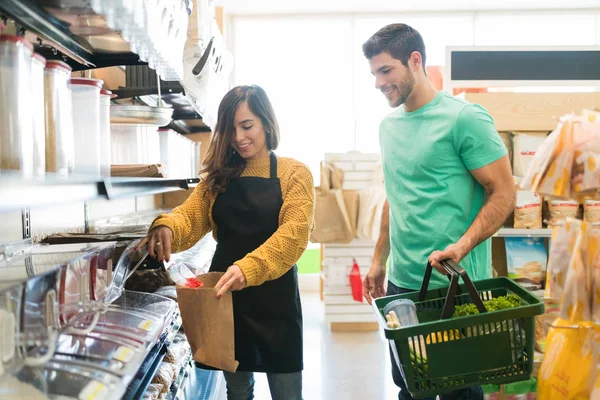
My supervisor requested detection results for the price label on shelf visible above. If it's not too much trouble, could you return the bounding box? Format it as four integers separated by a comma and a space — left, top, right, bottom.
137, 319, 155, 332
79, 380, 109, 400
113, 346, 135, 363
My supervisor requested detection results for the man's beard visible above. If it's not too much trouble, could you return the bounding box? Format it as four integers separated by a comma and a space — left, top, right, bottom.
395, 72, 415, 108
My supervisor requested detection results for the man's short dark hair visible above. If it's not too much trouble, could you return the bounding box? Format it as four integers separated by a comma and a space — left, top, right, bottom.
362, 23, 427, 68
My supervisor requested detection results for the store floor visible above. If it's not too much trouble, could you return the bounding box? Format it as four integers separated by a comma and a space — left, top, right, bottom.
216, 292, 398, 400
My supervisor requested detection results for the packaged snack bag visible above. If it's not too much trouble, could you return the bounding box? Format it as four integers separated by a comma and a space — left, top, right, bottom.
583, 200, 600, 223
548, 200, 579, 226
514, 190, 542, 229
537, 119, 575, 199
545, 218, 582, 301
521, 125, 562, 193
538, 321, 596, 400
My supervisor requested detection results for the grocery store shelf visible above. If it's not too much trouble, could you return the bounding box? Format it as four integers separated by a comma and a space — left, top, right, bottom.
0, 0, 143, 70
0, 175, 201, 211
494, 228, 553, 238
123, 339, 168, 400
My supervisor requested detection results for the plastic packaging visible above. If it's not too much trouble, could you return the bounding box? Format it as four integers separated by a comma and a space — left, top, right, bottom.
548, 200, 579, 225
383, 299, 419, 329
110, 290, 177, 325
44, 60, 75, 176
15, 361, 126, 400
104, 239, 146, 303
99, 89, 115, 178
54, 332, 146, 376
31, 53, 47, 178
152, 362, 177, 394
0, 35, 34, 178
0, 284, 24, 377
71, 77, 103, 177
514, 190, 542, 229
505, 237, 547, 291
168, 262, 204, 288
111, 124, 160, 165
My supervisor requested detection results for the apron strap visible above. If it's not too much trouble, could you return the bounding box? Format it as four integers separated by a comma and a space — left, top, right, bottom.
269, 152, 277, 179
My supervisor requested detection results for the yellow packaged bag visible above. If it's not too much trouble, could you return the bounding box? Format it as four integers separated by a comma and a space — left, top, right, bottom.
544, 218, 583, 301
572, 119, 600, 195
521, 125, 561, 193
538, 321, 596, 400
537, 119, 575, 199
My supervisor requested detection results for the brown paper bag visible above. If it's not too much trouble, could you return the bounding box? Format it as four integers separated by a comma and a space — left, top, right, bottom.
310, 161, 354, 244
176, 272, 239, 372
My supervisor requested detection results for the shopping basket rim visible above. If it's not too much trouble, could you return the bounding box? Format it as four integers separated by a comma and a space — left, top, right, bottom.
372, 277, 545, 339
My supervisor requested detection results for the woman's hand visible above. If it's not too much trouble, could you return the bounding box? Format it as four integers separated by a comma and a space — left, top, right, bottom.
137, 226, 174, 263
215, 265, 247, 299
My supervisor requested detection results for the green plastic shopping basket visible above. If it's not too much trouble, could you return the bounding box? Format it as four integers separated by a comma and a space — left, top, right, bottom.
372, 260, 545, 399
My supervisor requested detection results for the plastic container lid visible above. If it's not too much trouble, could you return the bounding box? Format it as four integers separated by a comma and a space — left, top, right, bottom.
70, 77, 104, 89
383, 299, 419, 327
104, 239, 145, 304
100, 89, 118, 98
0, 35, 34, 51
32, 52, 46, 64
45, 59, 72, 73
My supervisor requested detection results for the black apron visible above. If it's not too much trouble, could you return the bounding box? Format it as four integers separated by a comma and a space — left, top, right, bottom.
206, 152, 303, 373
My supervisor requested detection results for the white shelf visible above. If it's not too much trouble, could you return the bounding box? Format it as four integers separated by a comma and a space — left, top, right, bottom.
494, 228, 552, 238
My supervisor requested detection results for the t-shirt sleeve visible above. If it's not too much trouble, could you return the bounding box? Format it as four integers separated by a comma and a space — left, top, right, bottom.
453, 103, 507, 171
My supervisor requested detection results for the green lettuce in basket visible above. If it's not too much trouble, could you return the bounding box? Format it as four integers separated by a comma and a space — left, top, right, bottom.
453, 294, 522, 318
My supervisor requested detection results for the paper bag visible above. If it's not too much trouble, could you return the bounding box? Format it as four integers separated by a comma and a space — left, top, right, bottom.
176, 272, 239, 372
310, 162, 354, 244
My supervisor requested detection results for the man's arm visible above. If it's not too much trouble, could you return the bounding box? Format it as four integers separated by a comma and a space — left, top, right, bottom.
364, 199, 390, 303
429, 155, 515, 270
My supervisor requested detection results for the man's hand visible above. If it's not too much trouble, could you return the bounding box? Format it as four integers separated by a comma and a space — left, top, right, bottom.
363, 262, 387, 304
215, 265, 247, 299
428, 241, 469, 274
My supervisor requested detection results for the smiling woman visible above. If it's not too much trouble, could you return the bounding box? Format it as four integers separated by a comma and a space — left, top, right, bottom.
140, 84, 315, 400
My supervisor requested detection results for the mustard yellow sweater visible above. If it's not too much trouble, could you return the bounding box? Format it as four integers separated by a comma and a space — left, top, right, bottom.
151, 156, 315, 287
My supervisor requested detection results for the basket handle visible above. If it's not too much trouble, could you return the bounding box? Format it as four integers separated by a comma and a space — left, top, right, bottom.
419, 259, 487, 319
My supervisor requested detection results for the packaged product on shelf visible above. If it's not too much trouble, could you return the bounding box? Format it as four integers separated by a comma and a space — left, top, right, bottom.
536, 120, 576, 199
513, 132, 548, 177
535, 298, 560, 353
547, 199, 580, 225
572, 119, 600, 196
584, 200, 600, 223
538, 219, 600, 400
164, 341, 191, 367
152, 362, 177, 393
142, 383, 163, 400
505, 237, 547, 290
520, 126, 562, 193
514, 189, 542, 229
544, 218, 582, 301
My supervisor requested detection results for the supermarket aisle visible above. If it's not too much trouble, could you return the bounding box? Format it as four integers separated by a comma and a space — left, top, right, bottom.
219, 292, 398, 400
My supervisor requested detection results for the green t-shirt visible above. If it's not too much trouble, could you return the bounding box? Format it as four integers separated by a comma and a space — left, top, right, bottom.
379, 91, 507, 290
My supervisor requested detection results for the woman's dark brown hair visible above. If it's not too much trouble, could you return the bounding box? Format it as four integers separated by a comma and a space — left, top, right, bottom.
201, 85, 281, 196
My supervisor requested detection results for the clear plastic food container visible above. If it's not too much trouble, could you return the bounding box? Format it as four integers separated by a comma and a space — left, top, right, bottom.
0, 284, 24, 377
0, 35, 34, 178
45, 60, 75, 176
70, 77, 103, 177
14, 361, 126, 400
99, 89, 115, 178
110, 124, 160, 165
54, 332, 146, 377
31, 53, 47, 179
110, 290, 177, 324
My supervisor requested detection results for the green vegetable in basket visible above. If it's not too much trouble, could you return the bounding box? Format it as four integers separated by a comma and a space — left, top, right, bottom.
452, 294, 522, 318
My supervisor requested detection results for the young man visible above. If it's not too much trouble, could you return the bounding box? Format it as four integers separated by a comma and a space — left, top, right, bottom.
361, 24, 515, 400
